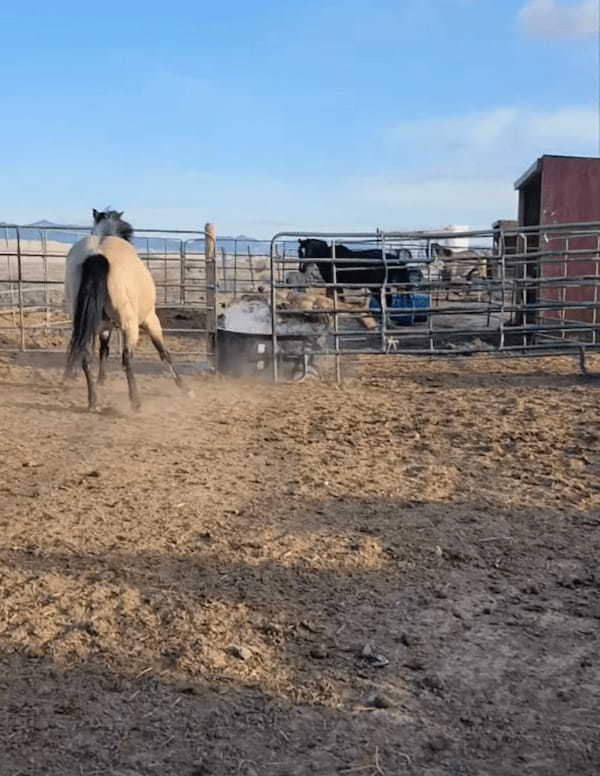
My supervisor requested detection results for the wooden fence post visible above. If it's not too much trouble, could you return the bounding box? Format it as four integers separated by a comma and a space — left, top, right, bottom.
205, 222, 217, 365
247, 246, 255, 291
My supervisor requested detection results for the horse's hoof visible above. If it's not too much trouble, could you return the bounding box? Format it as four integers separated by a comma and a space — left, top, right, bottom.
291, 368, 319, 383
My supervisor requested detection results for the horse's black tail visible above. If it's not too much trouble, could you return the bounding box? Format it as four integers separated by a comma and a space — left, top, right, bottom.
66, 254, 109, 373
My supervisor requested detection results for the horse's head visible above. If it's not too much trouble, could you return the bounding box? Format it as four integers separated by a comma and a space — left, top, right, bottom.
298, 238, 309, 272
396, 248, 412, 263
298, 238, 330, 270
430, 242, 452, 258
92, 208, 133, 242
298, 239, 307, 265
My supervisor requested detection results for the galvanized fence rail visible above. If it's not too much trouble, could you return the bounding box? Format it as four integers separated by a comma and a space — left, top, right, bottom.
268, 223, 600, 380
0, 224, 221, 356
0, 223, 290, 361
4, 220, 600, 379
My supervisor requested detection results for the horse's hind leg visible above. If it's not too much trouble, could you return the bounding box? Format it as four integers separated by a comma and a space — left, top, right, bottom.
122, 345, 141, 410
97, 325, 112, 385
142, 311, 185, 391
82, 347, 98, 410
121, 321, 141, 410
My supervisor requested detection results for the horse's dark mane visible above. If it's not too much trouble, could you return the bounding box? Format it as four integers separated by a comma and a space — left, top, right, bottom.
116, 219, 134, 242
431, 242, 452, 258
92, 208, 134, 243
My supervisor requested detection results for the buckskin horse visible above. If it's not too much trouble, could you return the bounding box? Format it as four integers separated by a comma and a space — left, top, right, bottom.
64, 209, 186, 410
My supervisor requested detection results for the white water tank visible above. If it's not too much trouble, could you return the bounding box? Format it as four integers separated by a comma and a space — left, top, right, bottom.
440, 224, 470, 251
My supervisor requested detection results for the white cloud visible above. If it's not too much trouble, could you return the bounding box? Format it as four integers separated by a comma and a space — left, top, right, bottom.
518, 0, 597, 39
388, 106, 597, 162
372, 103, 598, 230
345, 175, 518, 231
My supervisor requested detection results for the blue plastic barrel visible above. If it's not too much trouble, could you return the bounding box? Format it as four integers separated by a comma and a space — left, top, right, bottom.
369, 293, 431, 326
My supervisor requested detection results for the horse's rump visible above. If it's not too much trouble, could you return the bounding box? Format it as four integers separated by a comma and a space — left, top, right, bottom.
66, 235, 156, 325
100, 236, 157, 324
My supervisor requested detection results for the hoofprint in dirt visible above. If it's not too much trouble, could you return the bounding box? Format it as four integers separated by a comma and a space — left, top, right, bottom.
0, 355, 599, 776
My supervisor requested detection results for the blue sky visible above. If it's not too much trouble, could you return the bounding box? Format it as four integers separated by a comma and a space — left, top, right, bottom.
0, 0, 598, 236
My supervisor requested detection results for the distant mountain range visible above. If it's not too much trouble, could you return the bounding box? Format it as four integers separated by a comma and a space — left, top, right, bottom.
0, 220, 271, 254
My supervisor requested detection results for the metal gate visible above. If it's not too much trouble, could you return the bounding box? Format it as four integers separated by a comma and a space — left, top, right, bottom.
0, 223, 229, 365
268, 222, 600, 380
4, 221, 600, 379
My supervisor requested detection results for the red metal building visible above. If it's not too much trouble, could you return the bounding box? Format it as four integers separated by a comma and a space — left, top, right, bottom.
515, 154, 600, 227
514, 155, 600, 324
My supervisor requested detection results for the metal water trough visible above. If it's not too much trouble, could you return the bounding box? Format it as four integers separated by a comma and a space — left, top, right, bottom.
216, 328, 322, 380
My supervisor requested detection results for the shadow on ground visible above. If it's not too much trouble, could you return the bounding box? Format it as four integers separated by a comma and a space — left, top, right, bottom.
1, 495, 599, 776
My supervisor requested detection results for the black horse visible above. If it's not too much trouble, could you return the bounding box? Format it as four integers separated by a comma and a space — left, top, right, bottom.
297, 238, 413, 306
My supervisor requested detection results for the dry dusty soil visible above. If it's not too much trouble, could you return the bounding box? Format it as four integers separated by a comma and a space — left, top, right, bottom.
0, 351, 599, 775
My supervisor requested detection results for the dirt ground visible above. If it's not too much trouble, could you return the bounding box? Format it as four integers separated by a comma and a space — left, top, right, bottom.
0, 350, 599, 776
